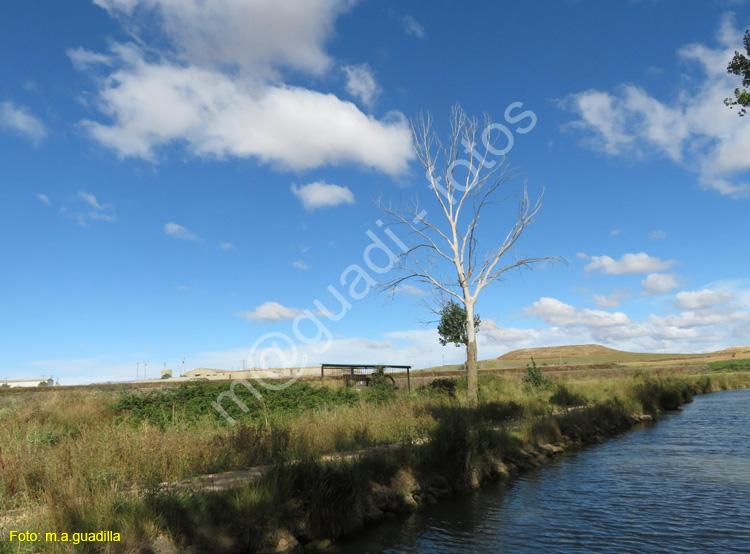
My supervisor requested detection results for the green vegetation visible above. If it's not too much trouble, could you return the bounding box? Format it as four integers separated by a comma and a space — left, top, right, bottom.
361, 366, 398, 404
2, 366, 750, 553
725, 29, 750, 116
707, 358, 750, 371
113, 381, 361, 428
422, 377, 459, 397
549, 383, 587, 408
437, 300, 481, 348
522, 357, 552, 388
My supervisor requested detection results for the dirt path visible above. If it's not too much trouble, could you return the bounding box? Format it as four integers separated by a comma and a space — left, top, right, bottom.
165, 439, 429, 493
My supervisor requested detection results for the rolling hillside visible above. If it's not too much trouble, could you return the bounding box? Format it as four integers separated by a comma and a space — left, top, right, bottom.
496, 344, 625, 361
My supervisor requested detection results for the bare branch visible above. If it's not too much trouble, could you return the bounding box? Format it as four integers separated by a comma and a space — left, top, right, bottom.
376, 104, 564, 405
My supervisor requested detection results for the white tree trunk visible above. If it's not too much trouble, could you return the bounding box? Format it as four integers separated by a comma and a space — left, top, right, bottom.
464, 296, 478, 405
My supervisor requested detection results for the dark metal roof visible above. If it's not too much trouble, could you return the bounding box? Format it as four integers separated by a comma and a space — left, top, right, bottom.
320, 363, 411, 369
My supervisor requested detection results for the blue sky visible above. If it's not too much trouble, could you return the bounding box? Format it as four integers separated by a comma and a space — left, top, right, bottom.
1, 0, 750, 384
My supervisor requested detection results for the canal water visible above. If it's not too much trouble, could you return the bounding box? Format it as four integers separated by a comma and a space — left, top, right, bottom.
334, 388, 750, 553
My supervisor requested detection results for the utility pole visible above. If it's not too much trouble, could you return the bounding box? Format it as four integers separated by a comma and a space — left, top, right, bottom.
144, 362, 147, 380
137, 363, 140, 381
183, 357, 186, 377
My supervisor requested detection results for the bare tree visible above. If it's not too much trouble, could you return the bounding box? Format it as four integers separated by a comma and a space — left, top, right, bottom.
380, 104, 561, 404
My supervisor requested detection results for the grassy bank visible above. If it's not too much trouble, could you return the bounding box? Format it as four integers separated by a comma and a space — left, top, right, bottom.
2, 366, 750, 553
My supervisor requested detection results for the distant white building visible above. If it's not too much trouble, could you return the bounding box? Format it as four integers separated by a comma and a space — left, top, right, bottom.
184, 367, 319, 380
1, 378, 55, 389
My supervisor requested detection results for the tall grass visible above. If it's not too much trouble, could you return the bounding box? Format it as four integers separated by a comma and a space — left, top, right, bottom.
1, 368, 749, 553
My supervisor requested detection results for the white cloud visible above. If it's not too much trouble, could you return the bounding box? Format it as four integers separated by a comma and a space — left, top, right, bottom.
702, 278, 750, 308
480, 319, 532, 345
219, 242, 234, 250
610, 228, 623, 236
236, 301, 302, 322
36, 193, 50, 205
77, 191, 109, 210
164, 222, 199, 240
521, 295, 750, 352
641, 273, 680, 296
87, 211, 117, 222
675, 289, 734, 310
93, 0, 351, 78
394, 283, 428, 296
560, 14, 750, 196
593, 289, 631, 308
0, 101, 47, 144
401, 14, 425, 38
342, 63, 380, 107
73, 2, 414, 176
362, 339, 393, 349
66, 47, 113, 70
524, 297, 577, 326
582, 252, 676, 275
176, 285, 188, 291
524, 297, 632, 328
648, 230, 666, 240
650, 309, 749, 329
581, 309, 635, 328
291, 181, 355, 211
292, 260, 309, 270
63, 192, 116, 226
80, 46, 411, 175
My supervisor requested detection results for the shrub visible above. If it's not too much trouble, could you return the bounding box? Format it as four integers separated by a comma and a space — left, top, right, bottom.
476, 401, 524, 423
360, 367, 397, 405
634, 378, 694, 415
549, 384, 587, 408
523, 358, 552, 389
113, 381, 361, 427
426, 406, 500, 486
425, 378, 458, 397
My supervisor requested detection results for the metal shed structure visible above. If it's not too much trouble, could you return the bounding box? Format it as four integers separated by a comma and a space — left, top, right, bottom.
320, 363, 411, 391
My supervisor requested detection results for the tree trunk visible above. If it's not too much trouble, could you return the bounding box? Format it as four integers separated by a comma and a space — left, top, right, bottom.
464, 299, 478, 405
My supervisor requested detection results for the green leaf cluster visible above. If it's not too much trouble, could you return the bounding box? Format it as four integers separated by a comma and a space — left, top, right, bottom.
522, 357, 552, 389
437, 300, 481, 348
725, 30, 750, 116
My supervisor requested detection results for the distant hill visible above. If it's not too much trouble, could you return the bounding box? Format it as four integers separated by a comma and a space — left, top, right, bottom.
713, 346, 750, 355
496, 344, 627, 361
